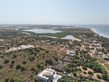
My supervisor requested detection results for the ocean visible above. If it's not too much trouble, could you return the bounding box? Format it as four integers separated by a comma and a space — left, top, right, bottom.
75, 25, 109, 38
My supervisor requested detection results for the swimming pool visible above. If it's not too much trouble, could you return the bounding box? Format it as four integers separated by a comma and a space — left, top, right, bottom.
54, 75, 60, 80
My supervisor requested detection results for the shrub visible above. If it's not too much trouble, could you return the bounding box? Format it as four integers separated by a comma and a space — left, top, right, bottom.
36, 63, 43, 69
20, 65, 26, 71
9, 78, 15, 82
46, 59, 53, 65
22, 61, 26, 64
63, 66, 71, 73
10, 64, 13, 68
29, 56, 35, 62
88, 71, 93, 75
102, 74, 108, 80
4, 59, 9, 64
31, 67, 39, 74
101, 66, 107, 74
73, 72, 77, 77
77, 68, 81, 71
4, 77, 9, 82
31, 67, 36, 72
71, 67, 77, 72
4, 77, 24, 82
0, 64, 3, 69
16, 64, 26, 71
83, 71, 87, 74
92, 67, 101, 73
11, 61, 15, 64
82, 66, 87, 70
29, 74, 33, 78
16, 64, 21, 70
12, 55, 17, 58
96, 74, 101, 79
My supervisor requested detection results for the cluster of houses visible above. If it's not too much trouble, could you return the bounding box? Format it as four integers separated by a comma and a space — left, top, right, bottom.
84, 34, 109, 60
6, 44, 34, 52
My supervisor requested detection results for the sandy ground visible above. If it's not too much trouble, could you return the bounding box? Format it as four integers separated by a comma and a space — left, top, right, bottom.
73, 37, 81, 41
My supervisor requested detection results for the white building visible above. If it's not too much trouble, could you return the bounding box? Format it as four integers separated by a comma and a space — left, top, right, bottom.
66, 50, 75, 56
90, 50, 98, 55
6, 44, 34, 52
37, 68, 61, 82
0, 39, 4, 42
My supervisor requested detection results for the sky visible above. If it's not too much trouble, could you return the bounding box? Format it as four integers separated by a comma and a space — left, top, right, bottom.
0, 0, 109, 25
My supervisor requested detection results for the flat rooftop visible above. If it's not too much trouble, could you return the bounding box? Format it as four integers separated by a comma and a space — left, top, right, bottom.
66, 50, 75, 56
38, 68, 55, 80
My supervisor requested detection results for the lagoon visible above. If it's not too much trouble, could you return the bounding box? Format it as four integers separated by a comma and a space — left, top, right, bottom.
61, 35, 74, 40
24, 28, 62, 34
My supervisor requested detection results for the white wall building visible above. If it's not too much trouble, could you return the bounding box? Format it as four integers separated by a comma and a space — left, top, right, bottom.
37, 68, 61, 82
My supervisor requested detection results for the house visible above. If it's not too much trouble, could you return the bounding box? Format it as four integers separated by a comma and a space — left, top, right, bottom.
59, 44, 65, 50
59, 44, 65, 47
92, 40, 98, 44
59, 50, 75, 62
92, 43, 100, 47
90, 50, 98, 55
93, 34, 99, 40
20, 44, 34, 49
76, 46, 83, 51
37, 68, 55, 82
37, 68, 61, 82
83, 42, 90, 46
66, 50, 75, 56
98, 52, 104, 56
0, 39, 4, 42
